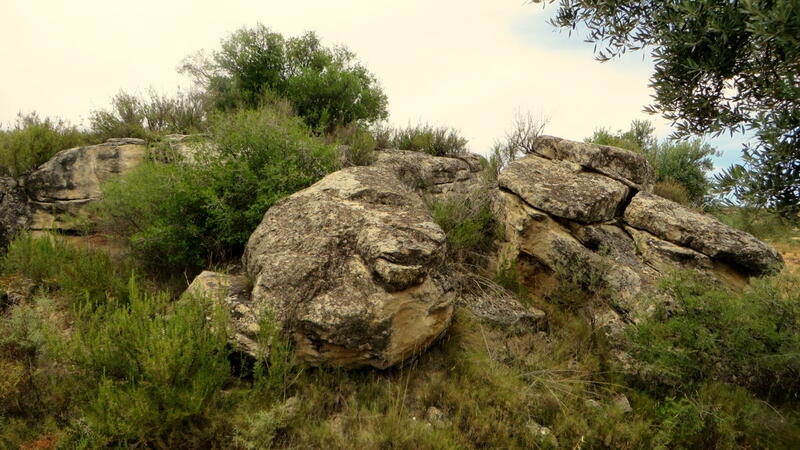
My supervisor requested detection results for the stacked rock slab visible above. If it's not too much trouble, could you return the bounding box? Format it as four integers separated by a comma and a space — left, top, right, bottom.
243, 165, 456, 369
497, 136, 784, 317
24, 138, 147, 231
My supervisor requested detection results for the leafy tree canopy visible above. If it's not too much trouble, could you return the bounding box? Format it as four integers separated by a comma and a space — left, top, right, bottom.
546, 0, 800, 218
180, 24, 389, 132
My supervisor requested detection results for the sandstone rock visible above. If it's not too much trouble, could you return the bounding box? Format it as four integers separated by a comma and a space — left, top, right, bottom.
184, 271, 259, 356
373, 149, 483, 197
25, 138, 147, 230
624, 192, 783, 274
243, 166, 455, 369
532, 135, 655, 191
0, 177, 31, 247
499, 155, 629, 223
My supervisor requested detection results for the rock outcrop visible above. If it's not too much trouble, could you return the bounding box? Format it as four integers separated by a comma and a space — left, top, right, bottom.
243, 166, 456, 369
373, 149, 484, 198
0, 177, 31, 248
496, 136, 783, 322
24, 138, 147, 231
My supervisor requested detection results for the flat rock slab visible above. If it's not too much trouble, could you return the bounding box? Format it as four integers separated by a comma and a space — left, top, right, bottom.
532, 135, 655, 191
499, 155, 629, 223
624, 192, 783, 274
244, 166, 455, 369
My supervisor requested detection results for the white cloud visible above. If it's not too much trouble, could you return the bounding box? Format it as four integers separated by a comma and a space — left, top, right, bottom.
0, 0, 671, 154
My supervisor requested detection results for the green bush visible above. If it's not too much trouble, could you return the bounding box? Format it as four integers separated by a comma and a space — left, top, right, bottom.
627, 271, 800, 399
328, 123, 377, 166
429, 188, 498, 264
390, 123, 468, 156
180, 25, 388, 132
63, 280, 230, 447
90, 89, 209, 141
96, 107, 339, 273
0, 113, 98, 177
0, 233, 130, 307
711, 206, 796, 242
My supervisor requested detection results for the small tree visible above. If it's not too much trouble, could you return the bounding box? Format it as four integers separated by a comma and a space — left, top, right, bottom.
180, 25, 388, 133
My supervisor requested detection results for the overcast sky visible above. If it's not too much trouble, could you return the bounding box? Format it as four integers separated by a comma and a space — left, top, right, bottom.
1, 0, 744, 168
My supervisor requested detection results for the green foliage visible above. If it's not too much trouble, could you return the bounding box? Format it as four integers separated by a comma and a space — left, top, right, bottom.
329, 123, 377, 166
627, 271, 800, 399
653, 179, 690, 205
0, 113, 97, 177
650, 383, 799, 450
89, 89, 209, 141
64, 281, 230, 447
711, 206, 796, 242
390, 123, 468, 156
586, 119, 655, 153
95, 107, 339, 273
0, 233, 130, 307
429, 190, 497, 261
180, 25, 388, 132
549, 0, 800, 218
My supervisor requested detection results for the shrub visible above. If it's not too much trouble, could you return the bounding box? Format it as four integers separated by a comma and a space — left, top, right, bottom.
627, 271, 800, 399
0, 233, 130, 307
64, 280, 230, 447
96, 107, 339, 273
710, 206, 796, 242
328, 123, 376, 166
90, 89, 209, 141
429, 190, 498, 263
653, 179, 691, 205
180, 25, 388, 132
391, 123, 468, 156
0, 113, 97, 177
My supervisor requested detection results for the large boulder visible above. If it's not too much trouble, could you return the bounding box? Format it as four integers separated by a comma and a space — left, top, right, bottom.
624, 192, 783, 274
499, 155, 630, 223
532, 135, 655, 191
0, 177, 31, 247
243, 166, 455, 369
25, 138, 147, 230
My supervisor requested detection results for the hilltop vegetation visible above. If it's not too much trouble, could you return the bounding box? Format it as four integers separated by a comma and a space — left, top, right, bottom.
2, 22, 800, 449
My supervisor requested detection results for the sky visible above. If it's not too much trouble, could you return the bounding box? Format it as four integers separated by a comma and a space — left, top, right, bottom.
0, 0, 746, 169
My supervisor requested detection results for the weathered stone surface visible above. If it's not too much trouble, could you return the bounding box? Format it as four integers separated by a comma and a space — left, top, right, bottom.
532, 135, 655, 191
624, 192, 783, 274
458, 289, 546, 330
244, 166, 454, 369
25, 138, 147, 230
0, 177, 31, 247
373, 149, 483, 197
184, 271, 259, 355
499, 155, 629, 223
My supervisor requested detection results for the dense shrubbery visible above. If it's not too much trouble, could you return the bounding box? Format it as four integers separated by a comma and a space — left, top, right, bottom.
90, 89, 209, 141
0, 113, 98, 177
628, 271, 800, 399
378, 123, 469, 156
181, 25, 388, 132
95, 107, 339, 273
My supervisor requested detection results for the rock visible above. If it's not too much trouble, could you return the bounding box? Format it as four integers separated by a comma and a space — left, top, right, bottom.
373, 149, 484, 197
499, 155, 629, 223
624, 192, 783, 274
425, 406, 446, 428
459, 290, 546, 331
184, 271, 260, 356
0, 177, 31, 247
527, 421, 558, 448
532, 135, 655, 191
614, 394, 633, 414
25, 139, 147, 231
243, 166, 455, 369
